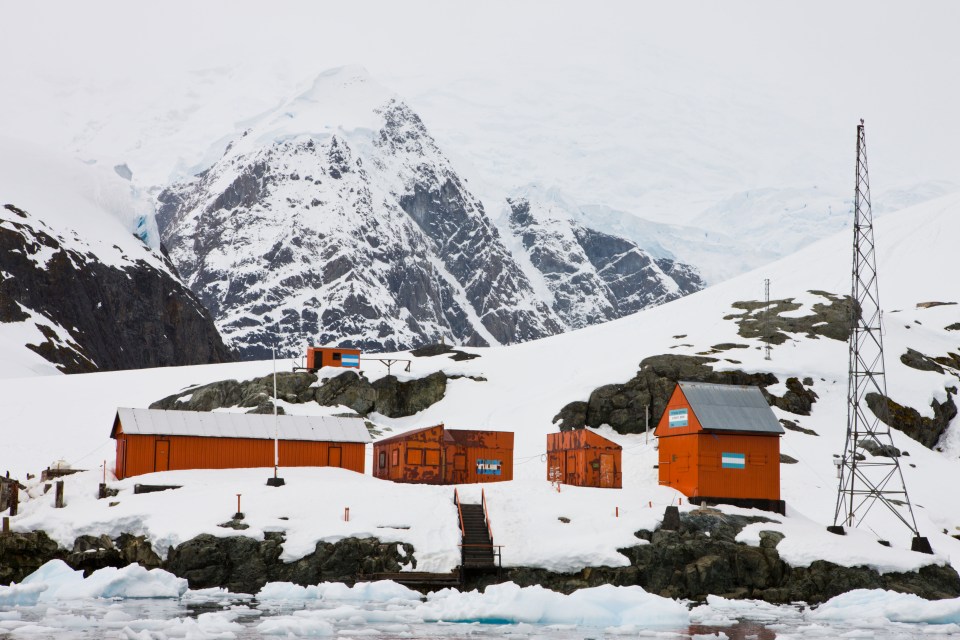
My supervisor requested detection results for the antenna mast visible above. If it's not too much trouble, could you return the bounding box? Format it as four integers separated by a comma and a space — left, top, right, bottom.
829, 120, 930, 553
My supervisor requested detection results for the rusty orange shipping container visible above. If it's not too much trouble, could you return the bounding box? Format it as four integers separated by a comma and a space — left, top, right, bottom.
546, 430, 622, 488
112, 408, 371, 479
373, 424, 513, 484
305, 346, 361, 372
655, 381, 785, 513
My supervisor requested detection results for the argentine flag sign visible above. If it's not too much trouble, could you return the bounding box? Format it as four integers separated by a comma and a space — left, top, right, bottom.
477, 459, 502, 475
341, 354, 360, 367
722, 452, 746, 469
668, 408, 688, 428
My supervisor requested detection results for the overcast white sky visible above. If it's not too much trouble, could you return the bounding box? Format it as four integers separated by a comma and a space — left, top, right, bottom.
2, 1, 958, 221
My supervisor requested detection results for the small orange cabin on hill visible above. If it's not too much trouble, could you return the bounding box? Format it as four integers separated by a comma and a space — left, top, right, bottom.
305, 347, 361, 372
373, 424, 514, 484
547, 430, 622, 488
656, 382, 785, 514
111, 408, 371, 479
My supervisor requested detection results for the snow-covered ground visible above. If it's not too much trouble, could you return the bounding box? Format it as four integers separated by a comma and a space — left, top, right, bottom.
3, 192, 959, 576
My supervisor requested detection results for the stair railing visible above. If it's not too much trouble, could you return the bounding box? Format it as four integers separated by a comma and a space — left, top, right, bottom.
454, 488, 465, 566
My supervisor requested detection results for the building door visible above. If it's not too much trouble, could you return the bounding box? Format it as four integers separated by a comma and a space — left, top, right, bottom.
453, 454, 466, 483
155, 440, 170, 472
600, 454, 614, 488
329, 447, 342, 468
567, 453, 577, 485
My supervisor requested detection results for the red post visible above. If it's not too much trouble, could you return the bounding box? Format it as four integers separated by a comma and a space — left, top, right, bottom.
344, 507, 350, 522
615, 506, 619, 518
236, 494, 241, 514
102, 460, 106, 484
648, 501, 652, 508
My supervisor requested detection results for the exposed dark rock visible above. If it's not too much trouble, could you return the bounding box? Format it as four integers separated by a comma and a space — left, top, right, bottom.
902, 348, 945, 374
151, 369, 451, 419
554, 354, 808, 435
726, 290, 853, 345
780, 419, 819, 436
780, 454, 799, 464
410, 343, 480, 361
0, 205, 235, 373
0, 531, 63, 584
164, 533, 415, 593
946, 323, 960, 331
858, 439, 901, 458
553, 401, 588, 432
866, 390, 958, 449
470, 509, 960, 603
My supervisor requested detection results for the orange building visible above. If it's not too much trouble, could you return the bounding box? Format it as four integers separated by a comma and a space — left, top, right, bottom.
656, 382, 785, 514
546, 430, 622, 488
373, 424, 514, 484
111, 408, 371, 479
305, 346, 361, 372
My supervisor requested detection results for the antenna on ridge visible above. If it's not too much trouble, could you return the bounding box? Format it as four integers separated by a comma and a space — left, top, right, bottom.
763, 278, 772, 361
828, 120, 931, 554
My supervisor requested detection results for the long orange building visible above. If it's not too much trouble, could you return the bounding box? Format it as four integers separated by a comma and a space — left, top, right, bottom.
111, 408, 371, 479
656, 382, 785, 514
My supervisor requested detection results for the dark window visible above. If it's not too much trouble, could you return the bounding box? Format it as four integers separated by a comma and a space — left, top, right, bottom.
379, 451, 386, 469
333, 353, 342, 361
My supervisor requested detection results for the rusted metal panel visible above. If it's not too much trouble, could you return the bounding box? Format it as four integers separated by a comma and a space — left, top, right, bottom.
373, 425, 513, 485
113, 420, 366, 479
306, 347, 361, 371
546, 430, 622, 488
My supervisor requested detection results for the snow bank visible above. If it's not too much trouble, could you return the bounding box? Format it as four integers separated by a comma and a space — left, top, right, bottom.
811, 589, 960, 625
19, 559, 187, 600
256, 580, 421, 603
418, 582, 689, 627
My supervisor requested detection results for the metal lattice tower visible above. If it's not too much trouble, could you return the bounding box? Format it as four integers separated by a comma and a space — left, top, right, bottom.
831, 120, 926, 550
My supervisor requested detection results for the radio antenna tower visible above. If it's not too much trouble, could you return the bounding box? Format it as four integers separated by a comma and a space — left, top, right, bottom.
829, 120, 931, 553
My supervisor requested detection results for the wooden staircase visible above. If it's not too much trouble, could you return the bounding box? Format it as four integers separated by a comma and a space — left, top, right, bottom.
455, 489, 501, 572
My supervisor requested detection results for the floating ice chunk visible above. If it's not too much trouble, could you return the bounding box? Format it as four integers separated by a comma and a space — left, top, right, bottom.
418, 582, 688, 627
811, 589, 960, 625
0, 583, 47, 607
257, 616, 336, 636
256, 580, 421, 603
18, 559, 187, 600
691, 595, 803, 624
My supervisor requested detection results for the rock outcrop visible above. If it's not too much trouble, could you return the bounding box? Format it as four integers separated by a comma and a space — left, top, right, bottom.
554, 354, 817, 434
469, 509, 960, 604
0, 203, 235, 373
151, 369, 455, 418
866, 390, 958, 450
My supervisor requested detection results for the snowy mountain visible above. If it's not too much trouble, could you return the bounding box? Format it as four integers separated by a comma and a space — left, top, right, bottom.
157, 67, 701, 358
0, 139, 234, 377
505, 185, 703, 329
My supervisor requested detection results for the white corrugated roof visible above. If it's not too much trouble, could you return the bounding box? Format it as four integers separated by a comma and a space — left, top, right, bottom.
115, 408, 371, 443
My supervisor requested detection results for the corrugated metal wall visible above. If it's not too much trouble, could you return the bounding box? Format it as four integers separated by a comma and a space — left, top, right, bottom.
546, 431, 622, 488
306, 347, 361, 370
372, 427, 513, 484
115, 432, 365, 479
658, 431, 780, 500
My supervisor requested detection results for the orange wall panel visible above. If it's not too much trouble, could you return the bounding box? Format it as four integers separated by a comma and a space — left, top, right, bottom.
115, 432, 365, 479
654, 386, 703, 437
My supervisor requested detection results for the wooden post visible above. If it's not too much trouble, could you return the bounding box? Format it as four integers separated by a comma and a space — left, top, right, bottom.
9, 484, 17, 516
55, 480, 65, 508
344, 507, 350, 522
2, 517, 9, 533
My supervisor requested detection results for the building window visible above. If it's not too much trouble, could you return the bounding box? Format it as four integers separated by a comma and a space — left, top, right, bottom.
392, 449, 399, 466
379, 451, 386, 469
333, 353, 342, 361
406, 448, 423, 465
425, 449, 440, 466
